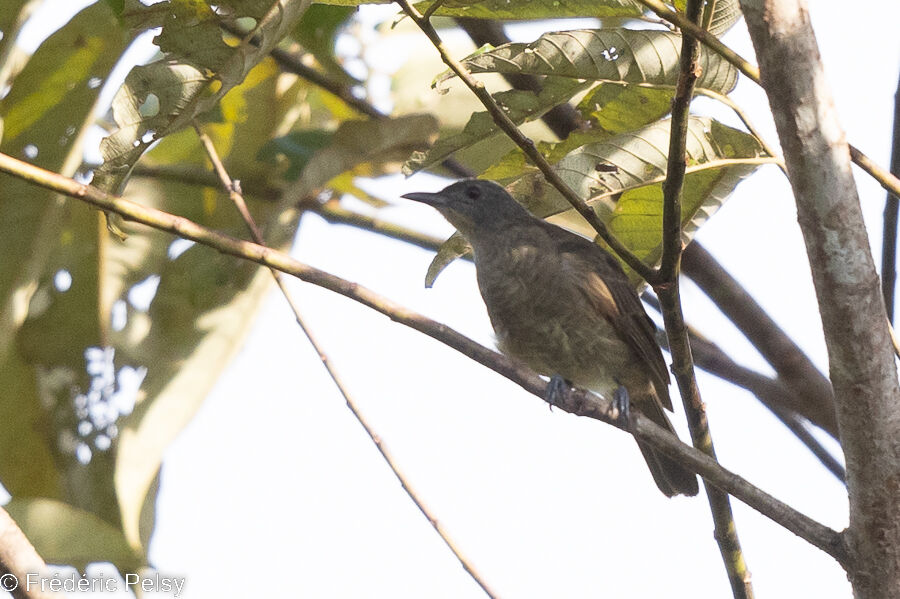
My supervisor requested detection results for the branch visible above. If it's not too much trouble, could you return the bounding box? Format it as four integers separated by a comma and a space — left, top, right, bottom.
194, 126, 499, 598
633, 0, 900, 201
394, 0, 656, 282
681, 243, 837, 436
881, 71, 900, 323
130, 162, 847, 478
643, 293, 846, 482
656, 2, 753, 596
0, 506, 60, 599
739, 0, 900, 594
0, 149, 847, 565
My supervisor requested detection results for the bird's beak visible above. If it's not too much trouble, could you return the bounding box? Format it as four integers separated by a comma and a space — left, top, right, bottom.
401, 191, 446, 208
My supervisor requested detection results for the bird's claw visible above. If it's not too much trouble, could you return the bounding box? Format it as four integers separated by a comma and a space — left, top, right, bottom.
545, 375, 570, 410
613, 385, 632, 429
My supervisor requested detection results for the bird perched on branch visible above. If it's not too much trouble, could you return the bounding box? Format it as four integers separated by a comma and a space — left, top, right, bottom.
403, 179, 698, 497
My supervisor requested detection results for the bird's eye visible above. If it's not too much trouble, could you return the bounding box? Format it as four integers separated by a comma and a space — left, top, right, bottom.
466, 186, 481, 200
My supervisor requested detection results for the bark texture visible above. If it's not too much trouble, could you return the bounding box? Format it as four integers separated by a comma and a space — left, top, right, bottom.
739, 0, 900, 595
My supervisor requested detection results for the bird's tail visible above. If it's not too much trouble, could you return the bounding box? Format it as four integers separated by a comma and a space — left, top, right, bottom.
634, 396, 700, 497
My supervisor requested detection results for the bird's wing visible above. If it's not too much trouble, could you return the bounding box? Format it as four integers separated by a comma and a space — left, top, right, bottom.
557, 238, 673, 411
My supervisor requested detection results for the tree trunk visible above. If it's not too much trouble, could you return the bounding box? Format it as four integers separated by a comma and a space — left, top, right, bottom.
739, 1, 900, 596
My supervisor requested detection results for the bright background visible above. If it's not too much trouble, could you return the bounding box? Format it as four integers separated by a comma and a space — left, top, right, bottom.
11, 1, 900, 597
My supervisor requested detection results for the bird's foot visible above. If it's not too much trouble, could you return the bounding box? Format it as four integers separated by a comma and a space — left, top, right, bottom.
613, 385, 632, 429
545, 375, 571, 411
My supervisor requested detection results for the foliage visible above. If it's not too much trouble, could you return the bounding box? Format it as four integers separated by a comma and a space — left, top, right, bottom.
0, 0, 767, 582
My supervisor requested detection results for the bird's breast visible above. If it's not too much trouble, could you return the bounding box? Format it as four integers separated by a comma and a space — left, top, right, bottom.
473, 241, 631, 393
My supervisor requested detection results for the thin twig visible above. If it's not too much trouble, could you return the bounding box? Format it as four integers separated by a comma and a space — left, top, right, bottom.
193, 125, 500, 599
658, 2, 754, 597
634, 0, 900, 200
0, 149, 848, 565
0, 506, 61, 599
395, 0, 655, 282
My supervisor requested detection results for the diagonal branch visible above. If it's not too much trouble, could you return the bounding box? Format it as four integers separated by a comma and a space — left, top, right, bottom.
0, 149, 847, 566
194, 126, 499, 598
657, 1, 753, 596
129, 162, 847, 479
682, 244, 837, 435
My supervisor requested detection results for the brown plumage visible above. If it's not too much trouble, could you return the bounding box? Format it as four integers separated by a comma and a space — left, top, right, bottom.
404, 179, 698, 497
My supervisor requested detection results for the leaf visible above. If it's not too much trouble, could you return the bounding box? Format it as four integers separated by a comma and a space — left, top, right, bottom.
412, 0, 643, 19
257, 130, 334, 180
425, 232, 471, 288
108, 60, 309, 552
406, 28, 740, 176
293, 4, 359, 87
480, 84, 675, 180
0, 1, 133, 502
675, 0, 742, 35
403, 77, 588, 174
94, 0, 312, 194
576, 83, 677, 134
428, 118, 775, 285
290, 114, 439, 198
5, 498, 143, 574
445, 29, 738, 94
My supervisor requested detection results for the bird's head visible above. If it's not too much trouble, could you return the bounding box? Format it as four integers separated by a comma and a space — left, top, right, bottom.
402, 179, 531, 240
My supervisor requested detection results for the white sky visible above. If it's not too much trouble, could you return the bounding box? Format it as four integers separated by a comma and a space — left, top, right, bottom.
8, 1, 900, 598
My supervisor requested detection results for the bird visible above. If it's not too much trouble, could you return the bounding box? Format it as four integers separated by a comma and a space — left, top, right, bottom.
403, 179, 699, 497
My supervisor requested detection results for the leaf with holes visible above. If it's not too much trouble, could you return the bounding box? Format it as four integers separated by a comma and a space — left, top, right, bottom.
442, 29, 738, 93
412, 0, 643, 19
94, 0, 312, 194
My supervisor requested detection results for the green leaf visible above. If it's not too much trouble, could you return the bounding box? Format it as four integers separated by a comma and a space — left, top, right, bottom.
406, 28, 740, 176
109, 60, 310, 553
403, 77, 588, 174
481, 84, 675, 180
0, 1, 133, 503
425, 232, 471, 288
428, 118, 775, 285
446, 29, 738, 93
94, 0, 312, 194
258, 130, 334, 180
412, 0, 643, 19
674, 0, 742, 35
5, 498, 143, 574
293, 4, 359, 87
290, 114, 439, 198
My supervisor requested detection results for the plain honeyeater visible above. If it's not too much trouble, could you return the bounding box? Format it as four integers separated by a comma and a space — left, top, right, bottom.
403, 179, 699, 497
